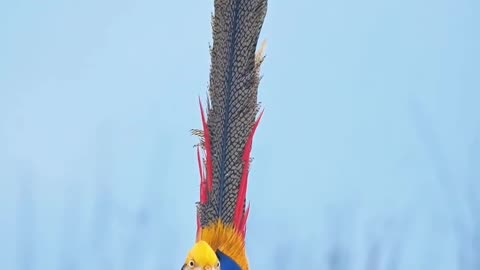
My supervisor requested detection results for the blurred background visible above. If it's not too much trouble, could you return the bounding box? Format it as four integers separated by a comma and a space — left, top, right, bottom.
1, 0, 479, 269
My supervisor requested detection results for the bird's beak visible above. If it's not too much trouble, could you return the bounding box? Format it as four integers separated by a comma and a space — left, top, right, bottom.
181, 264, 186, 270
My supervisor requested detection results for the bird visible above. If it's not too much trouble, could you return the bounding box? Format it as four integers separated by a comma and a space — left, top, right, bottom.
181, 1, 268, 270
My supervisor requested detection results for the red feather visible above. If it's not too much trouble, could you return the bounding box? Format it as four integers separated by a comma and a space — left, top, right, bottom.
196, 145, 205, 241
199, 98, 213, 193
197, 98, 215, 239
234, 110, 264, 234
241, 203, 250, 237
197, 146, 207, 204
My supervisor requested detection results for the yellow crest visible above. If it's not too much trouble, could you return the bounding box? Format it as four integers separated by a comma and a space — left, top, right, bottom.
185, 240, 219, 267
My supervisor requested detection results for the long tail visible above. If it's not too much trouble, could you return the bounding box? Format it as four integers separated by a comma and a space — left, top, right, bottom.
193, 0, 268, 238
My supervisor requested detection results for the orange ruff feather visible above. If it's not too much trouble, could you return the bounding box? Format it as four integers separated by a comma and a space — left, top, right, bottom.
199, 221, 249, 270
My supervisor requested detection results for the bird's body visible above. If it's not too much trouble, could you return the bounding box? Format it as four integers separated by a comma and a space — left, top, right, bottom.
182, 1, 268, 270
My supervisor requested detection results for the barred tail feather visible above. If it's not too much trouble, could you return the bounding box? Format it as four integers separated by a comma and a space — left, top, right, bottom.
194, 0, 267, 244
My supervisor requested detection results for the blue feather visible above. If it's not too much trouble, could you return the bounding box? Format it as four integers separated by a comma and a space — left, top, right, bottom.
217, 251, 242, 270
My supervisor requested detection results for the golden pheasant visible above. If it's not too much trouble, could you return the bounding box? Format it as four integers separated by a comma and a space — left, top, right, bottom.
181, 1, 268, 270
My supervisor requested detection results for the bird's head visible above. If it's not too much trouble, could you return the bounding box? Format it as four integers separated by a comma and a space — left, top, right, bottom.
182, 240, 221, 270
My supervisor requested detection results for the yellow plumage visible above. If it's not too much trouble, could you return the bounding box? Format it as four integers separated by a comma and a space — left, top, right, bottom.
185, 240, 219, 267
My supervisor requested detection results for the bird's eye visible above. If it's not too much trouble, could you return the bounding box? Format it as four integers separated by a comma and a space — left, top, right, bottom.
189, 260, 195, 267
216, 262, 220, 268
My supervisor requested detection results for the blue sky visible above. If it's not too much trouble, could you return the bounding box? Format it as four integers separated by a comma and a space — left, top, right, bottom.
1, 0, 479, 269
